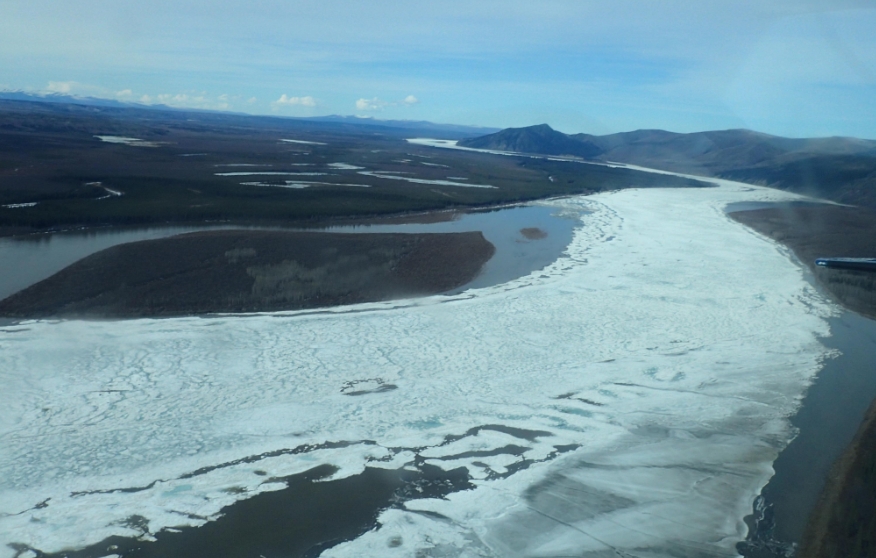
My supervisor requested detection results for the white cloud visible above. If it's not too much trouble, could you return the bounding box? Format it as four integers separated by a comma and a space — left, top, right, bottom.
355, 97, 386, 111
45, 81, 102, 96
46, 81, 74, 94
136, 91, 233, 111
356, 95, 419, 111
274, 94, 317, 107
115, 89, 133, 98
247, 97, 257, 104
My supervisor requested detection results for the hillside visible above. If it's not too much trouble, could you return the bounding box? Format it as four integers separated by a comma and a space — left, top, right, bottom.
459, 125, 876, 207
459, 124, 602, 158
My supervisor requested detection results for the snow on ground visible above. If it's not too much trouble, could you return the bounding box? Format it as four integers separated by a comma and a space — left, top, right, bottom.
239, 180, 371, 189
2, 202, 38, 208
214, 171, 330, 177
280, 139, 327, 145
94, 136, 163, 148
358, 170, 496, 189
0, 177, 837, 557
328, 162, 366, 170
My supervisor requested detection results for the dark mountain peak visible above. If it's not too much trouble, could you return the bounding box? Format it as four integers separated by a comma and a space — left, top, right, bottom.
528, 123, 556, 132
458, 123, 603, 158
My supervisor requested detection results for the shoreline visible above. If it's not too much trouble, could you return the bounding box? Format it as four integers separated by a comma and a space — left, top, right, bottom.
2, 184, 837, 557
730, 203, 876, 556
0, 229, 496, 319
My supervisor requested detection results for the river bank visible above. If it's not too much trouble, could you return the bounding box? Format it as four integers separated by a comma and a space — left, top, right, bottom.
730, 202, 876, 557
0, 229, 495, 318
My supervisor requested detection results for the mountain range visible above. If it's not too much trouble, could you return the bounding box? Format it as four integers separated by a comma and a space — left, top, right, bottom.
460, 124, 876, 207
0, 91, 498, 139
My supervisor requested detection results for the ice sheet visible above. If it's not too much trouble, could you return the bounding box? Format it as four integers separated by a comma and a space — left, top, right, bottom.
0, 177, 837, 557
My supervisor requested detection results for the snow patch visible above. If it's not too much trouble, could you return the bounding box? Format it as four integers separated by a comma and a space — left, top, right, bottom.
95, 136, 162, 148
280, 139, 327, 145
358, 171, 495, 189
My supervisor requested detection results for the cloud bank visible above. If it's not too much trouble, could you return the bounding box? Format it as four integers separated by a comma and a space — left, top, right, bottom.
355, 95, 419, 111
274, 94, 317, 107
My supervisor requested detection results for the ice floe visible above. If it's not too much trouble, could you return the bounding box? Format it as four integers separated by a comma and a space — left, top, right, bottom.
0, 175, 839, 557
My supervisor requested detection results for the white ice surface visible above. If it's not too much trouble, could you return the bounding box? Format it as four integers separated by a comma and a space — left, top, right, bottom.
0, 176, 838, 557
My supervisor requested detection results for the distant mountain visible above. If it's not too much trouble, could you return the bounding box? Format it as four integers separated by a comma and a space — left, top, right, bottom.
0, 90, 149, 110
300, 115, 499, 138
460, 124, 876, 207
583, 128, 876, 173
460, 124, 602, 158
0, 91, 495, 139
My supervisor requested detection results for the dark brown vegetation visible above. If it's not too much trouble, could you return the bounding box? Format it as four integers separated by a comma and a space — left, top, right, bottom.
0, 230, 495, 318
0, 99, 706, 237
519, 227, 547, 240
731, 203, 876, 557
462, 125, 876, 208
798, 397, 876, 558
730, 203, 876, 319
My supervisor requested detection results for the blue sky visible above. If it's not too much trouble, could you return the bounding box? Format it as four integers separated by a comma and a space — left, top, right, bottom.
2, 0, 875, 138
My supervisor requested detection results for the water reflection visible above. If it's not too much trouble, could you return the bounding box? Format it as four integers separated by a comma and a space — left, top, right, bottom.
0, 204, 580, 301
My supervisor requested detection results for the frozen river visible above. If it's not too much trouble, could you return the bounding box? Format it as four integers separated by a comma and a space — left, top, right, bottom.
0, 175, 838, 557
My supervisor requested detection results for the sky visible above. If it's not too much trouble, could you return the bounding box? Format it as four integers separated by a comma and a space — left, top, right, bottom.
2, 0, 875, 138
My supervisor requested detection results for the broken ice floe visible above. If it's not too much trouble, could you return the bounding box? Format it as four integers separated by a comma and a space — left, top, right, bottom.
0, 175, 838, 557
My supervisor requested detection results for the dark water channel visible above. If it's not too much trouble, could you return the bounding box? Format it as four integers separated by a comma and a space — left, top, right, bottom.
322, 204, 579, 292
724, 202, 876, 556
740, 311, 876, 557
14, 201, 873, 556
0, 204, 578, 302
35, 463, 474, 558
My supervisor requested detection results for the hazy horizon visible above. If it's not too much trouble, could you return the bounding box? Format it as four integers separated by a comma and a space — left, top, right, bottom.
3, 1, 875, 139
